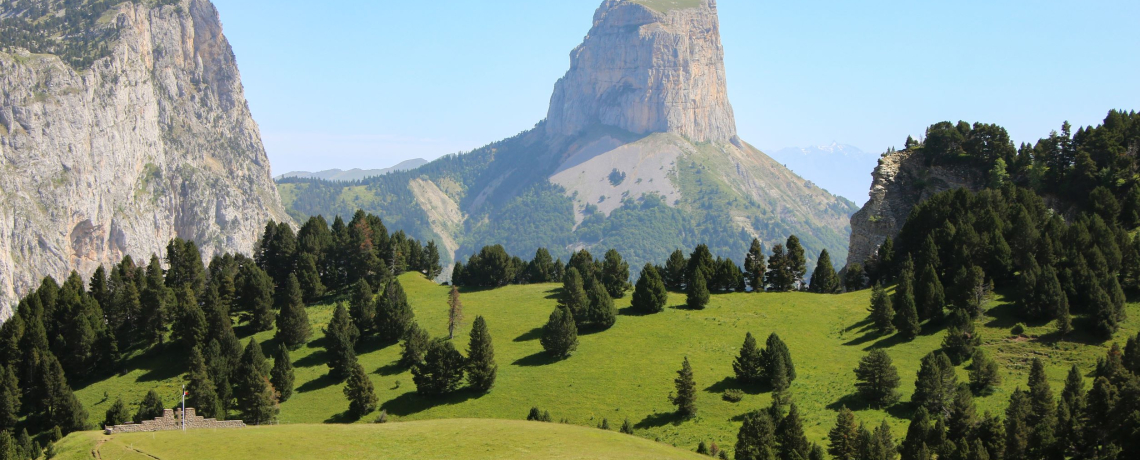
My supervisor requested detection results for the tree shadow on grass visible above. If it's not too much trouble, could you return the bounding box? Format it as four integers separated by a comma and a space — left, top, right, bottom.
885, 402, 915, 420
544, 288, 561, 300
375, 362, 405, 376
825, 393, 873, 412
844, 317, 874, 334
296, 374, 339, 393
324, 411, 357, 424
843, 330, 886, 348
1033, 317, 1107, 346
983, 302, 1021, 329
512, 351, 560, 367
514, 327, 543, 342
356, 337, 397, 355
132, 348, 185, 383
380, 389, 481, 417
704, 377, 765, 395
865, 332, 912, 351
635, 411, 686, 429
294, 350, 329, 368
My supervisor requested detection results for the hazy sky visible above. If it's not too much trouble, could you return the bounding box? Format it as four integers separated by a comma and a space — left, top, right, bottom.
212, 0, 1140, 176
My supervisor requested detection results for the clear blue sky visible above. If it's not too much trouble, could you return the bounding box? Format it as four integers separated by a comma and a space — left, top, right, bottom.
212, 0, 1140, 176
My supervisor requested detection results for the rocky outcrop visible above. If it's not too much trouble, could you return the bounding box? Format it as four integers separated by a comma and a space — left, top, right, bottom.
546, 0, 737, 143
105, 408, 244, 434
0, 0, 290, 316
846, 149, 986, 269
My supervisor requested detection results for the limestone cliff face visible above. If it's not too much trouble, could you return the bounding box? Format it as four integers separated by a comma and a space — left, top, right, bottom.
545, 0, 737, 143
0, 0, 290, 315
846, 149, 986, 269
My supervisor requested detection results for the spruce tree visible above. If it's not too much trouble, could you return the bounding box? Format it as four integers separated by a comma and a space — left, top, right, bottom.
139, 255, 170, 346
541, 305, 578, 359
854, 350, 901, 407
171, 285, 206, 352
270, 345, 295, 403
786, 236, 807, 288
894, 258, 921, 340
586, 280, 617, 329
1004, 389, 1030, 460
324, 304, 359, 381
296, 252, 326, 303
809, 250, 840, 294
663, 249, 688, 291
1026, 358, 1057, 460
913, 352, 958, 418
186, 347, 221, 419
343, 361, 377, 418
686, 271, 710, 310
766, 244, 793, 292
733, 332, 765, 385
601, 249, 630, 298
0, 369, 15, 432
559, 268, 589, 321
349, 280, 375, 334
133, 389, 165, 423
762, 333, 796, 385
411, 338, 466, 396
901, 407, 932, 460
942, 309, 981, 365
275, 274, 311, 350
845, 263, 866, 292
375, 278, 415, 342
828, 407, 860, 460
968, 349, 1001, 395
670, 357, 697, 417
744, 238, 767, 292
103, 397, 129, 428
235, 338, 277, 424
240, 264, 275, 332
777, 403, 811, 460
915, 263, 946, 321
399, 322, 431, 368
631, 264, 668, 314
735, 410, 777, 460
876, 237, 895, 282
466, 316, 497, 392
948, 384, 978, 442
868, 283, 895, 335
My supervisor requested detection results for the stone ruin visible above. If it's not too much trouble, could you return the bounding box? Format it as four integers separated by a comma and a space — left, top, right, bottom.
104, 408, 245, 435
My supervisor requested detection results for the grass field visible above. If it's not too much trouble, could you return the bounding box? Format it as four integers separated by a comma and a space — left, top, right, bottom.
52, 419, 708, 460
72, 273, 1140, 455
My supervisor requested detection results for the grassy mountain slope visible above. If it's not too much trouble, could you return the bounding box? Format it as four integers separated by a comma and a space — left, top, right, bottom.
54, 420, 708, 460
73, 273, 1140, 455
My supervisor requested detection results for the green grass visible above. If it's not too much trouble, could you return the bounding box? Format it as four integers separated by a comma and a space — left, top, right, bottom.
631, 0, 704, 13
53, 420, 707, 460
73, 274, 1140, 455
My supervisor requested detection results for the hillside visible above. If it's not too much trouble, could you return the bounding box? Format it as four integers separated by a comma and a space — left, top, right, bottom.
278, 0, 858, 274
54, 420, 709, 460
72, 272, 1140, 455
0, 0, 290, 315
276, 159, 429, 182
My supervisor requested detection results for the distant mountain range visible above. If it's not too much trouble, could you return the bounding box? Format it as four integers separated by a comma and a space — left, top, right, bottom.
276, 158, 429, 181
768, 143, 881, 204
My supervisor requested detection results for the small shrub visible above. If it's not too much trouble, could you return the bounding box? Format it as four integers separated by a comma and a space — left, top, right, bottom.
1011, 323, 1026, 336
722, 389, 744, 402
373, 411, 388, 423
526, 407, 553, 422
598, 418, 610, 430
620, 419, 634, 434
608, 169, 627, 186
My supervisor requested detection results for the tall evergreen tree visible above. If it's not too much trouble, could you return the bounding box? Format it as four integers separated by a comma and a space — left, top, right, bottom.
295, 252, 325, 303
686, 271, 710, 310
670, 357, 697, 417
399, 322, 431, 368
601, 249, 631, 298
870, 420, 898, 460
275, 274, 311, 350
845, 263, 866, 292
269, 345, 294, 404
1025, 358, 1057, 459
765, 244, 794, 292
139, 255, 170, 346
41, 353, 88, 434
786, 236, 808, 289
915, 263, 946, 321
541, 305, 578, 359
762, 333, 796, 386
687, 245, 716, 288
103, 397, 129, 428
809, 250, 840, 294
349, 280, 375, 334
343, 361, 377, 418
868, 283, 895, 335
734, 332, 765, 385
411, 338, 466, 396
854, 350, 901, 407
324, 304, 359, 381
663, 249, 688, 291
744, 239, 768, 293
894, 258, 921, 340
777, 403, 811, 460
466, 316, 497, 392
942, 309, 981, 364
585, 280, 617, 329
968, 349, 1001, 395
913, 352, 958, 418
133, 389, 165, 424
375, 278, 415, 342
235, 338, 277, 424
735, 410, 777, 460
238, 264, 275, 332
559, 268, 589, 321
631, 264, 668, 314
901, 407, 932, 460
185, 347, 221, 419
1004, 389, 1030, 460
828, 407, 860, 460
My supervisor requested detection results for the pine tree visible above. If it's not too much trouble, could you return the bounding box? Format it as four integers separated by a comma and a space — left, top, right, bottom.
948, 384, 978, 442
296, 252, 325, 302
777, 403, 811, 460
601, 249, 630, 298
735, 410, 777, 460
343, 361, 377, 418
133, 389, 165, 423
733, 332, 765, 385
968, 349, 1001, 395
915, 263, 946, 321
139, 255, 170, 346
239, 264, 275, 332
1026, 358, 1057, 460
765, 244, 793, 292
870, 420, 897, 460
275, 274, 311, 350
399, 322, 431, 368
631, 264, 668, 314
913, 352, 958, 418
894, 258, 921, 340
466, 316, 497, 392
670, 357, 697, 417
868, 283, 895, 335
686, 270, 710, 310
854, 350, 901, 407
447, 285, 464, 340
744, 239, 768, 292
235, 338, 277, 424
762, 333, 797, 385
103, 397, 129, 428
185, 347, 221, 419
541, 305, 578, 359
559, 268, 589, 321
828, 407, 860, 460
324, 304, 359, 381
0, 431, 15, 460
586, 280, 617, 329
942, 309, 981, 364
270, 345, 295, 403
809, 250, 840, 294
844, 263, 866, 292
1004, 389, 1030, 460
0, 368, 15, 432
349, 280, 375, 334
786, 236, 807, 288
876, 237, 895, 282
901, 407, 932, 460
663, 249, 688, 291
375, 278, 414, 342
411, 338, 466, 396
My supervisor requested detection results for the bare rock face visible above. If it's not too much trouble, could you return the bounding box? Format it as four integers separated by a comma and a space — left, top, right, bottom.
846, 149, 986, 269
546, 0, 737, 143
0, 0, 290, 316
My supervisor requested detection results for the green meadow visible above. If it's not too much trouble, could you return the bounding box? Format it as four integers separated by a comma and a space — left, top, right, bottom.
72, 273, 1140, 453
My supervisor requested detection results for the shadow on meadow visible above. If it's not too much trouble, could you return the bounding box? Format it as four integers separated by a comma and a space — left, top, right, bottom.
296, 374, 339, 393
635, 411, 686, 429
513, 327, 543, 342
375, 361, 406, 376
512, 351, 560, 367
704, 377, 764, 395
380, 389, 482, 417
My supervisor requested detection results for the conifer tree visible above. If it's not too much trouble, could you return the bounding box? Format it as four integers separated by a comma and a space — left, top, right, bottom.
601, 249, 630, 298
0, 427, 16, 460
901, 407, 932, 460
466, 316, 496, 392
0, 368, 15, 433
541, 305, 578, 359
894, 258, 921, 340
777, 403, 811, 460
296, 253, 325, 303
238, 264, 275, 332
744, 239, 767, 292
915, 263, 946, 321
186, 347, 221, 419
133, 389, 165, 423
399, 322, 431, 368
139, 255, 170, 346
942, 309, 981, 365
447, 285, 464, 339
809, 250, 840, 294
663, 249, 688, 291
870, 420, 897, 460
275, 274, 311, 350
968, 349, 1001, 395
235, 338, 277, 424
349, 280, 375, 334
762, 333, 796, 385
786, 236, 807, 288
375, 278, 414, 342
913, 352, 958, 418
948, 384, 978, 442
670, 357, 697, 417
687, 245, 716, 288
735, 410, 777, 460
1026, 358, 1057, 459
559, 268, 589, 321
270, 345, 295, 403
686, 271, 710, 310
631, 264, 668, 314
844, 263, 866, 292
828, 407, 860, 460
103, 397, 129, 428
868, 283, 895, 335
952, 265, 988, 318
324, 304, 359, 381
854, 350, 901, 407
343, 361, 377, 418
765, 244, 793, 292
412, 338, 466, 396
586, 280, 617, 329
1004, 389, 1030, 460
875, 237, 895, 282
733, 332, 765, 385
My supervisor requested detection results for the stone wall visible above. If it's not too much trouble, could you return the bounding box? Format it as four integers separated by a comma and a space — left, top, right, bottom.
105, 408, 245, 435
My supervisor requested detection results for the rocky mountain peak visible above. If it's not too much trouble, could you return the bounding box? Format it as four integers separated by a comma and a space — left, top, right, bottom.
545, 0, 737, 143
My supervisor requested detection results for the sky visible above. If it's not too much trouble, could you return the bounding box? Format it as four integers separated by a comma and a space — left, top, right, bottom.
211, 0, 1140, 176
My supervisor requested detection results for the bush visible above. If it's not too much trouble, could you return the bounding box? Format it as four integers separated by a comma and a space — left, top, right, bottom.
373, 411, 389, 423
723, 389, 744, 402
1011, 323, 1026, 336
